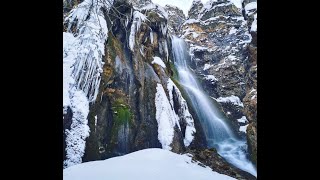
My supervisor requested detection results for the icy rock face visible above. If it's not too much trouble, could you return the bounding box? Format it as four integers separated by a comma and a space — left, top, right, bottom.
242, 0, 257, 165
67, 0, 200, 164
129, 0, 152, 8
63, 0, 114, 168
164, 5, 186, 35
188, 0, 204, 19
181, 0, 249, 123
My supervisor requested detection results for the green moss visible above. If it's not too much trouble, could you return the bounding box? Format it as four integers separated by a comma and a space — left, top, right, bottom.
107, 99, 133, 152
169, 61, 179, 80
112, 105, 132, 125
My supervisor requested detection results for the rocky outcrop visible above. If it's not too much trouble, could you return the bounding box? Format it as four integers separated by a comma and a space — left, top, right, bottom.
180, 0, 250, 134
129, 0, 151, 8
164, 5, 186, 35
177, 0, 257, 165
62, 0, 203, 163
243, 0, 257, 166
188, 0, 203, 19
187, 148, 256, 180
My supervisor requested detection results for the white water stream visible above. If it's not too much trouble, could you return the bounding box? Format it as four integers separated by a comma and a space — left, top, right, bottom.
172, 36, 257, 176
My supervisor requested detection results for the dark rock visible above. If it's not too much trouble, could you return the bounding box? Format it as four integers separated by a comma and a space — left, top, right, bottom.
83, 1, 188, 160
187, 148, 256, 180
165, 5, 186, 35
188, 0, 203, 19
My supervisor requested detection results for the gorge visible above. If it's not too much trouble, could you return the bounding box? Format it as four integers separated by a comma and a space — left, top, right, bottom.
63, 0, 257, 179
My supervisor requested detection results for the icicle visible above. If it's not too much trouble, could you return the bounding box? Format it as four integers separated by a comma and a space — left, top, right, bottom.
129, 11, 149, 51
150, 30, 154, 44
63, 0, 114, 169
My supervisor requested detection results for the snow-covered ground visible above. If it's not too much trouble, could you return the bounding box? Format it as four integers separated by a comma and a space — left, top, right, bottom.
63, 148, 235, 180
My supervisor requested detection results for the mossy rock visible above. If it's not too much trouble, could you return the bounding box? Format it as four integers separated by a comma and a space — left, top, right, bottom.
112, 104, 133, 126
107, 100, 133, 153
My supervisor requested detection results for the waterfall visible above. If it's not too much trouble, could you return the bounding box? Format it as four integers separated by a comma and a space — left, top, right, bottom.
172, 36, 257, 176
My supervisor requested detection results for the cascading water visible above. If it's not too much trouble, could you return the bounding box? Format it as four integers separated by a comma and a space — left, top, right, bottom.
171, 36, 257, 176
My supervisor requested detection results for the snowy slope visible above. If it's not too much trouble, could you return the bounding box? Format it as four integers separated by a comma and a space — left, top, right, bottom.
63, 148, 235, 180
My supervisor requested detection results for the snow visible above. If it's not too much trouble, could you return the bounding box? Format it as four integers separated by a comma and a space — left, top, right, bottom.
155, 83, 180, 150
229, 0, 243, 9
249, 88, 256, 94
139, 46, 145, 56
161, 23, 168, 36
63, 32, 77, 110
229, 27, 237, 35
150, 31, 154, 44
239, 124, 248, 133
251, 14, 257, 32
64, 89, 90, 168
63, 0, 113, 168
203, 63, 213, 71
245, 2, 257, 15
141, 3, 169, 19
192, 32, 200, 38
65, 0, 112, 102
237, 116, 248, 123
216, 95, 244, 107
228, 55, 237, 61
167, 79, 196, 146
231, 16, 245, 22
239, 31, 252, 44
202, 16, 225, 25
129, 11, 149, 51
152, 56, 166, 68
135, 11, 149, 30
65, 0, 92, 30
251, 95, 256, 100
94, 115, 97, 132
183, 29, 201, 39
189, 45, 209, 55
63, 148, 236, 180
183, 18, 200, 26
204, 75, 218, 82
129, 23, 136, 51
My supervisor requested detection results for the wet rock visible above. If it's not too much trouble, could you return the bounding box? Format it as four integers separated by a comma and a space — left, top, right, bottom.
82, 1, 192, 161
187, 148, 256, 180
